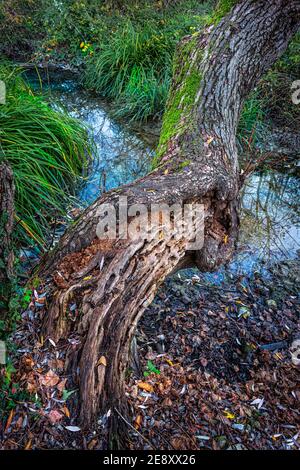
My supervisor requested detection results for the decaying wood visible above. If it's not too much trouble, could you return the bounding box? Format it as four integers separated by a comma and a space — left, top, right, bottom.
38, 0, 300, 428
0, 161, 15, 319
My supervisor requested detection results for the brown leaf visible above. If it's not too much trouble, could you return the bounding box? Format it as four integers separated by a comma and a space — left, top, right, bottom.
48, 410, 63, 424
88, 438, 98, 450
39, 369, 60, 388
162, 397, 173, 406
57, 378, 67, 392
134, 414, 142, 429
5, 410, 14, 433
48, 358, 64, 370
27, 380, 37, 394
24, 439, 32, 450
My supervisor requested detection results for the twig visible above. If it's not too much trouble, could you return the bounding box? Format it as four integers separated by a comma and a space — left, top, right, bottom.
114, 407, 155, 450
170, 416, 198, 449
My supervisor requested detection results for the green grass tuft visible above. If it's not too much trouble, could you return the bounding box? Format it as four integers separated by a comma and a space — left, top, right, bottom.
0, 62, 93, 247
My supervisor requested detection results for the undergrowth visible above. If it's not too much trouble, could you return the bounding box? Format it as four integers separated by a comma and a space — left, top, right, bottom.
0, 61, 93, 248
19, 0, 214, 122
1, 1, 298, 129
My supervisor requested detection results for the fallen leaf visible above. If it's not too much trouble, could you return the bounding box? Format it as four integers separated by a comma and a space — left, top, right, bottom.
48, 410, 63, 424
97, 356, 107, 367
24, 439, 32, 450
134, 414, 142, 429
39, 369, 60, 387
88, 438, 98, 449
62, 406, 70, 418
57, 378, 67, 392
166, 359, 174, 367
5, 410, 14, 433
65, 425, 81, 432
137, 382, 154, 393
223, 410, 235, 420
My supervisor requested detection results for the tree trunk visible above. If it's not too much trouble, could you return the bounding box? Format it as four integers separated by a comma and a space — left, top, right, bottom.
0, 161, 15, 320
38, 0, 300, 430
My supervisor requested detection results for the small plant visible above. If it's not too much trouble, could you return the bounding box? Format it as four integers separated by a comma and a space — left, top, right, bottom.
0, 359, 30, 420
143, 360, 160, 377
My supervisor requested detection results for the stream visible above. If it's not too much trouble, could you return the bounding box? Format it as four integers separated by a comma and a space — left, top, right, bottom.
26, 70, 300, 282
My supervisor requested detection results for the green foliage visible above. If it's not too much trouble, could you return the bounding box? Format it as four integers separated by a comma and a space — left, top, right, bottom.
238, 33, 300, 141
34, 1, 213, 122
0, 62, 92, 247
260, 33, 300, 131
0, 359, 31, 419
206, 0, 238, 25
238, 90, 266, 145
143, 360, 160, 377
0, 0, 49, 59
83, 21, 174, 122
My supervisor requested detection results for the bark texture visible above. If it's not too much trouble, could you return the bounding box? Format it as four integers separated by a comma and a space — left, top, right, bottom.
38, 0, 300, 428
0, 161, 15, 319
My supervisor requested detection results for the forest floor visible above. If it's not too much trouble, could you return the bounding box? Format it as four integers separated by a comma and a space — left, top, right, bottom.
0, 257, 299, 450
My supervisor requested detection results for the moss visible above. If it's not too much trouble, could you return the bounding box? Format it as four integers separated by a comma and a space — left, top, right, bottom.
177, 159, 191, 171
153, 34, 202, 168
206, 0, 239, 26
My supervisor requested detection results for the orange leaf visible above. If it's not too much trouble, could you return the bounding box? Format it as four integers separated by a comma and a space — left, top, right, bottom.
137, 382, 154, 393
135, 414, 142, 429
5, 409, 14, 433
62, 406, 70, 418
24, 439, 32, 450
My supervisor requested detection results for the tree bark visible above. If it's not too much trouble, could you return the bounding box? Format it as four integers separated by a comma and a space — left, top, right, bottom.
0, 161, 15, 320
38, 0, 300, 429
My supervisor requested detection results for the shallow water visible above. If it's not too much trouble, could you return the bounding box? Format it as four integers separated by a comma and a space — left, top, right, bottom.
27, 71, 300, 278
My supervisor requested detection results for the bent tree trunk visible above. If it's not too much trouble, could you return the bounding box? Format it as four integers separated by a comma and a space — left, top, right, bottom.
38, 0, 300, 428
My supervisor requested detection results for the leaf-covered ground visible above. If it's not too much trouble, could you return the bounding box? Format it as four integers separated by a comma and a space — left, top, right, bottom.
127, 260, 300, 450
0, 259, 299, 450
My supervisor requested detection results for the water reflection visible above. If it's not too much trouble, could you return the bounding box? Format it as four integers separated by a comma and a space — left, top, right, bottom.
26, 71, 152, 203
26, 71, 300, 275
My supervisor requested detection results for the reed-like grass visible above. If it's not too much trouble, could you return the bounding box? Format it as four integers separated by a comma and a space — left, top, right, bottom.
80, 2, 211, 122
0, 63, 92, 247
83, 21, 174, 122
